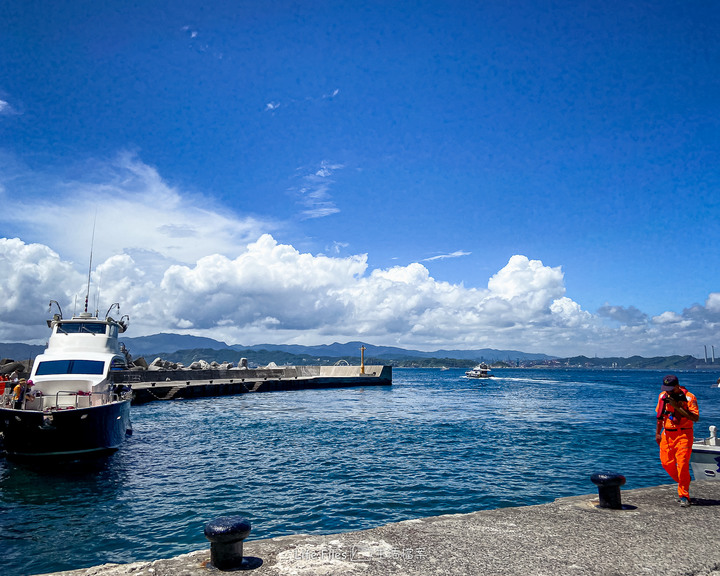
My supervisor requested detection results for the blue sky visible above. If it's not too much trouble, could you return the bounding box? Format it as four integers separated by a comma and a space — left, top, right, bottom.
1, 0, 719, 357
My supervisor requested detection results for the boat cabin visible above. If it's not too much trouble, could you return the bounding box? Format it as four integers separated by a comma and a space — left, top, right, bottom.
17, 309, 130, 411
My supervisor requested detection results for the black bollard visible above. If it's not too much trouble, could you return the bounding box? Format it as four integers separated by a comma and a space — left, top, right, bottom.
591, 472, 626, 509
204, 516, 252, 570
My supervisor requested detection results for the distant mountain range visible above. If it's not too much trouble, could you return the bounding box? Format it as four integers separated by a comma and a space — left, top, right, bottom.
130, 334, 552, 361
0, 342, 44, 362
121, 333, 228, 356
2, 333, 713, 371
0, 332, 551, 365
121, 334, 552, 363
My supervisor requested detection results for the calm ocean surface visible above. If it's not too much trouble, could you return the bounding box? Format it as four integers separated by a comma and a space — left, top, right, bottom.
2, 368, 720, 576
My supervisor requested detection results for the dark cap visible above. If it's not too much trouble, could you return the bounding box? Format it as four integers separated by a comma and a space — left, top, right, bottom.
661, 374, 679, 392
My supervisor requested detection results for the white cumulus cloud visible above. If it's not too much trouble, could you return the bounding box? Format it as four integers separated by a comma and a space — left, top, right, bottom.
1, 155, 718, 358
1, 232, 719, 357
0, 238, 84, 340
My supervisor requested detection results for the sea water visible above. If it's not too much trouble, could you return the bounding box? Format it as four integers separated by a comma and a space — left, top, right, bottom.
2, 368, 719, 576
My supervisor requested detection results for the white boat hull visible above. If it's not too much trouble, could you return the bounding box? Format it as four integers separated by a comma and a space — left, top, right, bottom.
691, 444, 720, 480
691, 426, 720, 481
0, 399, 131, 459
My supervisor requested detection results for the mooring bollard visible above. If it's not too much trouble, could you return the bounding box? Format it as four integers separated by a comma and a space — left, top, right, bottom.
591, 472, 626, 509
204, 516, 252, 570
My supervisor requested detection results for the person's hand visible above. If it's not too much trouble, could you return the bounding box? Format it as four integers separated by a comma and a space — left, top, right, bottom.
655, 432, 663, 445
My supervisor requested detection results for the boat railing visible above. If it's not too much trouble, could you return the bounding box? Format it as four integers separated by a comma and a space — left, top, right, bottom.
27, 390, 119, 411
1, 387, 43, 409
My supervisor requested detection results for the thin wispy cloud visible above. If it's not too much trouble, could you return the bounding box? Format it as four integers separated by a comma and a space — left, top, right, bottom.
1, 153, 275, 266
180, 26, 198, 37
293, 161, 343, 219
328, 241, 349, 255
424, 251, 471, 261
0, 97, 19, 116
180, 25, 223, 59
265, 88, 340, 113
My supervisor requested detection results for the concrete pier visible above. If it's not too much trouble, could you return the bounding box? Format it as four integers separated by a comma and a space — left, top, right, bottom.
125, 365, 392, 404
39, 481, 720, 576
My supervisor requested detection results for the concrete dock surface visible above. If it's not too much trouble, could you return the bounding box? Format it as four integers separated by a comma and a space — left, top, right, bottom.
42, 482, 720, 576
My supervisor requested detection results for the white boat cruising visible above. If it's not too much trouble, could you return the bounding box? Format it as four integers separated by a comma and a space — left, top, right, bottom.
465, 363, 493, 378
0, 301, 133, 459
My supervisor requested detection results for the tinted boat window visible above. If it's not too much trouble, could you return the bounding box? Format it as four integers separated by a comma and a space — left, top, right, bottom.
35, 360, 105, 375
57, 323, 106, 334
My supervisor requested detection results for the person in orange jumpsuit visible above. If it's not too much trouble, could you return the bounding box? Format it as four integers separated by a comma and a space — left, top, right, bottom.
655, 374, 699, 507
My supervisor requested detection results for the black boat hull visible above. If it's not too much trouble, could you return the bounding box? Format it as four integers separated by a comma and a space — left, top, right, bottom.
0, 400, 131, 459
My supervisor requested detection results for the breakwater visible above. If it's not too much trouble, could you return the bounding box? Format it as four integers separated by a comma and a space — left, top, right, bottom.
123, 364, 392, 403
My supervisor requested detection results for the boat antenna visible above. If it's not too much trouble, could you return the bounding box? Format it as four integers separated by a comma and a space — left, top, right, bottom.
95, 272, 102, 317
84, 213, 97, 314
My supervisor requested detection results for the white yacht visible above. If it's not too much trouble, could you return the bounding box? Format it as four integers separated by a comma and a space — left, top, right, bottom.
465, 363, 493, 378
0, 301, 133, 459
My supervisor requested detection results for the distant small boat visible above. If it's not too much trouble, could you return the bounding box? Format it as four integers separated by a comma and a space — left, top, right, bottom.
465, 363, 493, 378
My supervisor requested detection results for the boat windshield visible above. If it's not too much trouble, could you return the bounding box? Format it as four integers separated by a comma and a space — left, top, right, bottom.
35, 359, 105, 376
56, 322, 107, 335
